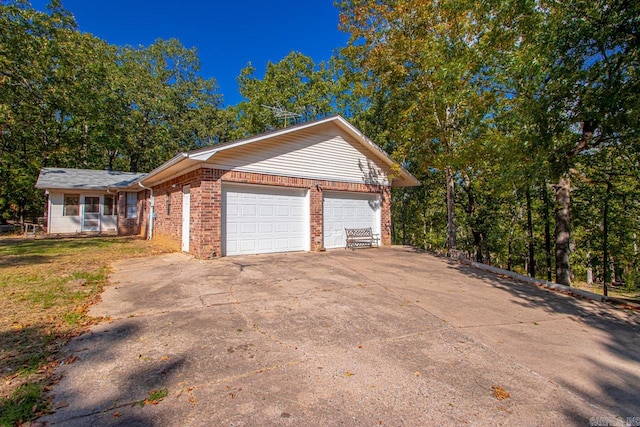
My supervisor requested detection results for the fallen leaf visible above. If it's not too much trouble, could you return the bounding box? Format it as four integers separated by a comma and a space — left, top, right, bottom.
113, 412, 121, 418
491, 385, 510, 400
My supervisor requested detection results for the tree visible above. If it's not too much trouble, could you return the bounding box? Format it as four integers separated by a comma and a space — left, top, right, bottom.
112, 38, 226, 172
232, 52, 337, 137
493, 0, 640, 285
0, 1, 229, 223
337, 0, 495, 254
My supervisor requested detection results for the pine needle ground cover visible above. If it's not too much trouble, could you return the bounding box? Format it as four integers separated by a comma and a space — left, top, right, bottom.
0, 236, 173, 426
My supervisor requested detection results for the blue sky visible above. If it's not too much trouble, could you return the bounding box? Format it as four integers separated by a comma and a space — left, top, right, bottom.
30, 0, 348, 106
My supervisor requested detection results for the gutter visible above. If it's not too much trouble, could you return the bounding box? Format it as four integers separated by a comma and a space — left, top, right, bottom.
138, 152, 189, 186
138, 181, 154, 240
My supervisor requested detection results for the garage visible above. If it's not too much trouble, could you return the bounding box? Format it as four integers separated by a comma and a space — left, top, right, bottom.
222, 184, 308, 256
323, 191, 381, 249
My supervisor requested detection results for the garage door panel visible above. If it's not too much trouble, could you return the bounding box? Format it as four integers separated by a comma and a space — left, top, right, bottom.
241, 205, 257, 216
258, 222, 273, 233
274, 238, 290, 249
227, 203, 239, 215
240, 243, 256, 252
323, 191, 380, 249
224, 185, 308, 256
276, 206, 289, 216
259, 206, 273, 216
258, 240, 273, 250
241, 223, 256, 233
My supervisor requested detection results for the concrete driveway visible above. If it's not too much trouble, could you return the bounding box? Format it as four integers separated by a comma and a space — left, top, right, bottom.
42, 247, 640, 426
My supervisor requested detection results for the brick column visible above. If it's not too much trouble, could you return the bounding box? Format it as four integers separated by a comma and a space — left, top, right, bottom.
310, 183, 324, 251
193, 168, 221, 258
381, 186, 392, 246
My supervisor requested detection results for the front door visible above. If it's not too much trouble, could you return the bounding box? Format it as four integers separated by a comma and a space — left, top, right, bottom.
82, 196, 100, 232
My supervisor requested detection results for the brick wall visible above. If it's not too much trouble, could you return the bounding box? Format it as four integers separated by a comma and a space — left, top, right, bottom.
150, 167, 392, 258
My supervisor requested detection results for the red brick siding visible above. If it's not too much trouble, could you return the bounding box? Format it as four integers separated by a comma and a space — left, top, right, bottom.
151, 170, 203, 251
150, 167, 392, 258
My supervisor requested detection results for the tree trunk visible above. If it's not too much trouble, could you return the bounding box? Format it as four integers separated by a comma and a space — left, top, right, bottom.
603, 180, 612, 285
554, 173, 571, 286
542, 182, 553, 281
445, 166, 456, 252
472, 231, 484, 263
526, 187, 535, 277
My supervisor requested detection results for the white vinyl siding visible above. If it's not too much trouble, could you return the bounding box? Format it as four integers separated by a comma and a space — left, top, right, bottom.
323, 191, 380, 249
208, 123, 390, 185
222, 184, 308, 256
49, 192, 82, 233
47, 191, 118, 234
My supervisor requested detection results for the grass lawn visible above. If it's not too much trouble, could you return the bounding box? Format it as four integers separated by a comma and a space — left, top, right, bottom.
0, 236, 174, 426
572, 280, 640, 303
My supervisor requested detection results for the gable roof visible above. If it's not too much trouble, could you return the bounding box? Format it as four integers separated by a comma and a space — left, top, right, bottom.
140, 115, 420, 187
35, 168, 146, 191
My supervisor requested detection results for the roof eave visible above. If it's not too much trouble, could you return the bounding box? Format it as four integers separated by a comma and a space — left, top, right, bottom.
138, 153, 190, 186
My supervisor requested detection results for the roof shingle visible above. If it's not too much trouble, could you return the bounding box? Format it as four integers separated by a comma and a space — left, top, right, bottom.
35, 168, 146, 190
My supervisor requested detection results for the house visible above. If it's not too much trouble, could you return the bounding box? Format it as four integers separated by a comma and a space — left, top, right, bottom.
36, 115, 420, 256
35, 168, 148, 236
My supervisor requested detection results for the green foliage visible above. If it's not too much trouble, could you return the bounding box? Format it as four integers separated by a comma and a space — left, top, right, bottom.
0, 1, 229, 224
337, 0, 640, 285
231, 51, 339, 137
0, 382, 46, 427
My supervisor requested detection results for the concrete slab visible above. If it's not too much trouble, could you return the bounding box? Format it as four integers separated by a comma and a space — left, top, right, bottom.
41, 247, 640, 426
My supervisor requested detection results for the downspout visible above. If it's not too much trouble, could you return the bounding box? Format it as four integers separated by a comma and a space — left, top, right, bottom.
45, 189, 51, 234
138, 181, 154, 240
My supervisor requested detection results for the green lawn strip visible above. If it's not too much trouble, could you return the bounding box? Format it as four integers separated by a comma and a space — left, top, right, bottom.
0, 382, 46, 427
0, 237, 171, 426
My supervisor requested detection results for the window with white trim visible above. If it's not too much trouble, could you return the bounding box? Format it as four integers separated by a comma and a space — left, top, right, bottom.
63, 194, 79, 216
103, 195, 116, 216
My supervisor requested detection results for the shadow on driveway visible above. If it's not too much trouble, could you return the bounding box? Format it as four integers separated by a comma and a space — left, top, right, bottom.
40, 247, 639, 426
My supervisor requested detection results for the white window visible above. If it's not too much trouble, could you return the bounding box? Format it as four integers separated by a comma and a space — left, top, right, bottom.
63, 194, 79, 216
103, 195, 116, 216
126, 192, 137, 219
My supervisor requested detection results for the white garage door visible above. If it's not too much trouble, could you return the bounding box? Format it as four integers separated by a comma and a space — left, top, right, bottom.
223, 184, 308, 256
323, 191, 380, 249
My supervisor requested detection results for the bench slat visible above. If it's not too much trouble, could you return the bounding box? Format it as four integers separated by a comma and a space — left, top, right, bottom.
345, 228, 379, 250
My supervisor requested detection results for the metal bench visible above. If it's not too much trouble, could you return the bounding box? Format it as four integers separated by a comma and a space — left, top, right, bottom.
345, 228, 380, 250
24, 218, 47, 237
